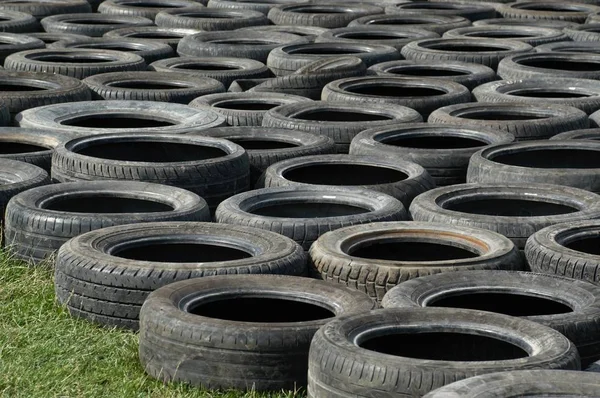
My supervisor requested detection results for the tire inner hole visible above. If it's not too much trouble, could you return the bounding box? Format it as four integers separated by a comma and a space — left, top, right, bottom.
129, 32, 183, 39
62, 114, 177, 129
492, 148, 600, 168
565, 235, 600, 255
445, 198, 579, 217
213, 100, 280, 111
75, 141, 227, 161
337, 32, 409, 40
0, 142, 48, 153
72, 44, 139, 52
66, 19, 130, 25
429, 44, 510, 52
349, 241, 479, 261
457, 110, 549, 121
289, 47, 365, 55
107, 81, 193, 90
385, 67, 469, 77
174, 63, 241, 71
0, 83, 48, 91
464, 32, 534, 38
229, 138, 298, 150
114, 242, 252, 262
180, 12, 236, 18
124, 2, 182, 7
295, 109, 393, 122
34, 55, 115, 63
43, 195, 174, 213
518, 59, 600, 72
381, 135, 485, 149
346, 84, 447, 97
250, 201, 369, 218
506, 89, 590, 98
283, 164, 408, 185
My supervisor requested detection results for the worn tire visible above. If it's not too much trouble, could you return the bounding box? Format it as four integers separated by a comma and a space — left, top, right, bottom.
384, 1, 496, 22
551, 128, 600, 140
0, 158, 49, 222
315, 26, 439, 51
497, 1, 600, 23
27, 32, 89, 45
565, 23, 600, 42
0, 32, 43, 62
536, 41, 600, 55
103, 26, 200, 50
40, 13, 153, 37
207, 0, 305, 15
237, 24, 329, 42
474, 17, 580, 29
0, 0, 92, 19
155, 8, 268, 30
444, 25, 569, 46
0, 10, 39, 32
98, 0, 202, 20
349, 14, 471, 35
267, 3, 382, 28
498, 52, 600, 80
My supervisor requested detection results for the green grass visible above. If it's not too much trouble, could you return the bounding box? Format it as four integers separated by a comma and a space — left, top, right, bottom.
0, 252, 304, 398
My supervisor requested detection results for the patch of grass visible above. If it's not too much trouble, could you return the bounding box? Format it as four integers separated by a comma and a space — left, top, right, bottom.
0, 252, 304, 398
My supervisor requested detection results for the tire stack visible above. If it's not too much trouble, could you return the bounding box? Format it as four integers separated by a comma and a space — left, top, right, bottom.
0, 0, 600, 395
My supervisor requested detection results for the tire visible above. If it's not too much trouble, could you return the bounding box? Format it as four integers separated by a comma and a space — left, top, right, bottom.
83, 71, 225, 103
4, 181, 208, 263
311, 222, 523, 302
428, 102, 589, 140
0, 32, 43, 62
467, 140, 600, 194
384, 1, 496, 22
260, 154, 435, 208
55, 222, 308, 329
401, 38, 533, 70
251, 56, 366, 100
40, 13, 153, 37
155, 8, 268, 30
498, 53, 600, 80
261, 101, 423, 153
139, 274, 375, 389
267, 42, 399, 76
188, 92, 311, 126
497, 1, 600, 23
322, 76, 471, 119
191, 126, 335, 184
536, 41, 600, 55
348, 14, 472, 35
410, 182, 600, 250
565, 23, 600, 42
0, 10, 39, 32
207, 0, 305, 15
368, 60, 496, 91
308, 307, 580, 398
177, 31, 307, 63
551, 128, 600, 140
103, 26, 201, 50
0, 71, 91, 115
49, 37, 175, 64
0, 0, 92, 19
228, 77, 271, 92
424, 370, 600, 397
383, 270, 600, 366
98, 0, 202, 20
16, 100, 226, 135
315, 26, 439, 51
216, 186, 406, 250
0, 158, 49, 223
267, 3, 383, 28
237, 24, 329, 42
0, 127, 76, 171
474, 17, 581, 29
349, 123, 515, 186
4, 49, 146, 79
27, 32, 90, 44
444, 25, 569, 46
473, 78, 600, 115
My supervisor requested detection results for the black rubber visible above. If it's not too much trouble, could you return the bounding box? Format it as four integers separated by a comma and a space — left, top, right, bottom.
98, 0, 202, 20
216, 186, 407, 250
267, 3, 382, 28
177, 30, 307, 63
237, 24, 329, 42
428, 102, 590, 140
49, 37, 175, 64
474, 17, 580, 29
207, 0, 306, 15
51, 133, 249, 209
16, 100, 226, 135
155, 8, 268, 30
350, 123, 515, 186
467, 140, 600, 194
473, 78, 600, 115
260, 154, 435, 208
55, 222, 308, 329
0, 0, 92, 20
4, 181, 208, 263
384, 1, 496, 22
551, 128, 600, 140
410, 182, 600, 250
4, 48, 146, 79
83, 71, 225, 103
444, 25, 569, 46
188, 91, 311, 126
368, 60, 495, 90
401, 38, 533, 70
0, 10, 39, 32
315, 26, 439, 51
0, 158, 49, 222
139, 274, 375, 389
498, 52, 600, 81
261, 100, 423, 153
311, 222, 523, 302
266, 42, 400, 76
27, 32, 89, 44
308, 307, 580, 397
103, 26, 200, 50
383, 270, 600, 366
322, 76, 471, 118
348, 14, 472, 35
565, 23, 600, 42
40, 13, 153, 37
0, 32, 43, 63
497, 1, 600, 23
192, 126, 335, 184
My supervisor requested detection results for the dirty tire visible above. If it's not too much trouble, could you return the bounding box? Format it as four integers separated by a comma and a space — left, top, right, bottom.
498, 53, 600, 81
41, 13, 153, 37
0, 158, 49, 222
267, 3, 383, 28
348, 14, 471, 35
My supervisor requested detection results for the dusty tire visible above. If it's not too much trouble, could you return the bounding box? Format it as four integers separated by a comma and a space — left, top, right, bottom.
310, 222, 523, 302
536, 41, 600, 55
237, 24, 329, 42
497, 1, 600, 23
207, 0, 306, 15
41, 13, 153, 37
155, 8, 268, 30
103, 26, 200, 50
551, 128, 600, 140
498, 52, 600, 80
0, 158, 49, 223
384, 1, 496, 22
315, 26, 439, 51
0, 32, 43, 62
267, 3, 382, 28
0, 10, 39, 32
473, 18, 580, 30
98, 0, 202, 20
27, 32, 89, 45
348, 14, 471, 35
0, 127, 75, 171
0, 0, 92, 20
443, 25, 569, 46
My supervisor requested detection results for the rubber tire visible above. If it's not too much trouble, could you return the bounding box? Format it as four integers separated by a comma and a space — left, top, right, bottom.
228, 77, 271, 92
551, 128, 600, 140
0, 10, 39, 32
16, 100, 226, 135
497, 1, 600, 23
40, 13, 153, 37
443, 25, 569, 46
83, 71, 225, 103
0, 0, 92, 20
428, 102, 589, 140
188, 92, 311, 126
474, 17, 581, 29
0, 158, 49, 222
139, 274, 375, 389
55, 222, 308, 329
467, 140, 600, 194
266, 42, 400, 76
207, 0, 306, 15
410, 182, 600, 250
0, 32, 43, 62
155, 8, 268, 30
383, 270, 600, 366
498, 53, 600, 81
565, 23, 600, 42
216, 186, 407, 250
315, 26, 439, 51
237, 24, 329, 42
4, 181, 208, 263
349, 123, 515, 186
308, 307, 580, 398
321, 76, 471, 118
103, 27, 201, 50
384, 1, 496, 22
267, 4, 383, 28
260, 154, 435, 208
261, 100, 423, 153
536, 41, 600, 55
311, 222, 523, 302
26, 32, 89, 45
401, 38, 533, 70
98, 0, 202, 20
473, 78, 600, 115
348, 14, 472, 35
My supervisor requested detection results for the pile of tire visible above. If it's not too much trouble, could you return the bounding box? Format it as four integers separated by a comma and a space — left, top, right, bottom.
1, 0, 600, 395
